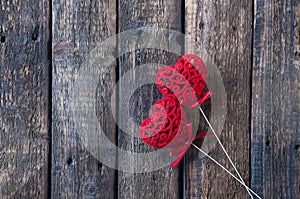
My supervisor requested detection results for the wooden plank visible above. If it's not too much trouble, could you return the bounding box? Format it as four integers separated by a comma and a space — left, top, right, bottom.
251, 0, 300, 198
52, 0, 117, 198
185, 0, 253, 198
117, 0, 183, 198
294, 4, 300, 198
0, 0, 50, 198
293, 1, 300, 196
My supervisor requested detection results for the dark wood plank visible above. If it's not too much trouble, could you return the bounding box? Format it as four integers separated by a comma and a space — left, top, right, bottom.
185, 0, 253, 198
294, 4, 300, 198
251, 0, 300, 198
52, 1, 117, 198
294, 2, 300, 197
0, 0, 50, 198
117, 0, 183, 198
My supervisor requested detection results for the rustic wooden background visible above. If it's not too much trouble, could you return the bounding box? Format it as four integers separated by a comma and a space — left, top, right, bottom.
0, 0, 299, 198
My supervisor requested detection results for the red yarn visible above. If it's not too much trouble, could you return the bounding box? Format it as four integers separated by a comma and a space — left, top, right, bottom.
156, 54, 209, 107
140, 97, 188, 148
139, 54, 211, 167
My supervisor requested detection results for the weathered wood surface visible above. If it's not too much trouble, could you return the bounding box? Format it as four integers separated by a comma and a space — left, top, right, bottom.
0, 0, 299, 198
251, 0, 300, 198
117, 0, 183, 198
184, 0, 253, 198
0, 0, 50, 198
295, 4, 300, 198
52, 0, 116, 198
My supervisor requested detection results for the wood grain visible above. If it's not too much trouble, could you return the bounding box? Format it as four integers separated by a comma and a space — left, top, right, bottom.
251, 0, 300, 198
0, 0, 50, 198
117, 0, 183, 198
52, 0, 117, 198
294, 3, 300, 198
0, 0, 299, 198
185, 0, 253, 198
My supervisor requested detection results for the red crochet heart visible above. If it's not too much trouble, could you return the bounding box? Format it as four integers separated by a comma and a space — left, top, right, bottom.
140, 54, 212, 167
156, 54, 210, 106
140, 97, 189, 148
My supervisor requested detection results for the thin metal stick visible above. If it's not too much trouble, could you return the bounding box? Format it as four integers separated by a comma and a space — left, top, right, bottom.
191, 143, 262, 199
198, 106, 254, 199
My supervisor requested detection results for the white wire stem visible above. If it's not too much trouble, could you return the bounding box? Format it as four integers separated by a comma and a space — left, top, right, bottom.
191, 143, 261, 199
198, 106, 255, 199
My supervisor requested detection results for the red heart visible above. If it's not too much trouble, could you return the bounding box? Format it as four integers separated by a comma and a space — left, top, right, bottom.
140, 97, 208, 167
156, 54, 210, 106
139, 97, 189, 148
140, 54, 212, 167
